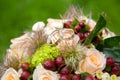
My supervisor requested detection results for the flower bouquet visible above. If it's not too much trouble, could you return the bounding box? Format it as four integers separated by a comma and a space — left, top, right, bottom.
0, 7, 120, 80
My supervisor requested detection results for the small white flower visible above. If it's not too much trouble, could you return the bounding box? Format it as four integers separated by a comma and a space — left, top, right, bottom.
102, 72, 111, 80
111, 75, 117, 80
33, 64, 60, 80
32, 22, 45, 31
96, 71, 103, 79
1, 68, 19, 80
117, 76, 120, 80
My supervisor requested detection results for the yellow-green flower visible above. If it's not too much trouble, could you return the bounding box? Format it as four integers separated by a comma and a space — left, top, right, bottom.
111, 75, 117, 80
96, 71, 103, 79
31, 44, 60, 67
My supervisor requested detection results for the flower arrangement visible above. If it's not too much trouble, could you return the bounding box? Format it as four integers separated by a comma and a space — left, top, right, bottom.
0, 7, 120, 80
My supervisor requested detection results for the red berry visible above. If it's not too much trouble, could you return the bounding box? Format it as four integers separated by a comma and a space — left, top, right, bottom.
77, 32, 84, 40
60, 66, 72, 75
93, 36, 101, 43
44, 59, 56, 70
60, 75, 71, 80
84, 75, 95, 80
21, 62, 30, 71
95, 78, 99, 80
83, 31, 90, 40
111, 64, 120, 75
21, 71, 31, 80
100, 32, 103, 36
72, 74, 82, 80
64, 21, 71, 28
84, 32, 90, 37
106, 57, 115, 66
55, 56, 65, 67
79, 22, 85, 28
75, 25, 81, 32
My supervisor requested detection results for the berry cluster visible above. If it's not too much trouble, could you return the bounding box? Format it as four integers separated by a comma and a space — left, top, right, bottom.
20, 57, 102, 80
20, 62, 31, 80
64, 20, 102, 44
43, 56, 98, 80
104, 57, 120, 75
64, 20, 90, 42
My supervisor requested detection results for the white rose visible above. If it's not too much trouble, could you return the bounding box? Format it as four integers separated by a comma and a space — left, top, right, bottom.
47, 28, 78, 44
77, 48, 106, 75
44, 18, 64, 36
32, 22, 45, 31
1, 68, 19, 80
33, 64, 60, 80
47, 18, 64, 29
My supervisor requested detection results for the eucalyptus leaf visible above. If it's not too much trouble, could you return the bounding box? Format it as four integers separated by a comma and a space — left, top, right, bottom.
84, 15, 106, 45
103, 47, 120, 62
104, 36, 120, 48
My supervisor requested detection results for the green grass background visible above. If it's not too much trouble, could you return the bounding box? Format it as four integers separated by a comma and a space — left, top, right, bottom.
0, 0, 120, 62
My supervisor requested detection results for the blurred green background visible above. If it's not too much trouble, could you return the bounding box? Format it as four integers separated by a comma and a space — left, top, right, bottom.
0, 0, 120, 62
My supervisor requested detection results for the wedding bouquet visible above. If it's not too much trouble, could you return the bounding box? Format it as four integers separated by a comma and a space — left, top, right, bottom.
0, 7, 120, 80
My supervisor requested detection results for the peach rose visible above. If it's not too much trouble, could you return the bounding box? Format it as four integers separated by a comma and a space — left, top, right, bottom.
77, 48, 106, 75
33, 64, 60, 80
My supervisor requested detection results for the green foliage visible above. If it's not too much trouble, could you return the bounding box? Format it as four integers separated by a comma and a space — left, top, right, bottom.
80, 72, 90, 79
99, 36, 120, 62
103, 47, 120, 62
104, 36, 120, 48
84, 15, 106, 45
70, 19, 79, 29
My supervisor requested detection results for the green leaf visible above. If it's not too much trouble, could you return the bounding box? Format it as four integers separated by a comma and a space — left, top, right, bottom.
70, 18, 79, 29
105, 65, 111, 72
80, 72, 90, 79
103, 47, 120, 62
80, 25, 89, 33
84, 15, 106, 45
104, 36, 120, 48
71, 19, 79, 26
99, 36, 120, 63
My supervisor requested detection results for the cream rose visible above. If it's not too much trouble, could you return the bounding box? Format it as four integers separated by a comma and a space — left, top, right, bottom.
77, 48, 106, 75
10, 33, 35, 61
33, 64, 60, 80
